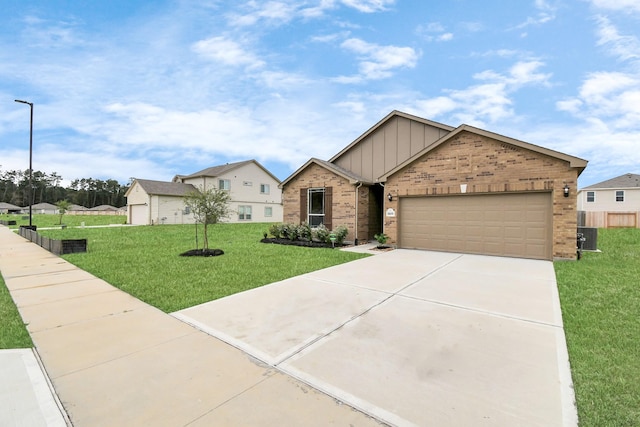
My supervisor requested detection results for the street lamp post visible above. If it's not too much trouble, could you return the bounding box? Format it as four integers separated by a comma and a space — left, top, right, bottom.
14, 99, 34, 229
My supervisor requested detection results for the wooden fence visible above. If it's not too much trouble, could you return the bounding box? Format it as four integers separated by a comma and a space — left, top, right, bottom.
579, 211, 640, 228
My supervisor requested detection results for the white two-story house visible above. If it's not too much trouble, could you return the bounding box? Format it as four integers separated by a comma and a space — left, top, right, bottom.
126, 159, 283, 225
577, 173, 640, 228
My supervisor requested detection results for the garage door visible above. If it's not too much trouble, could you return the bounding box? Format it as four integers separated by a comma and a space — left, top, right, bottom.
130, 204, 148, 225
398, 193, 552, 260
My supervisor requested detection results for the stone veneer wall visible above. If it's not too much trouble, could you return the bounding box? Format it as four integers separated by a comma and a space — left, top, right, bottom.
383, 131, 579, 259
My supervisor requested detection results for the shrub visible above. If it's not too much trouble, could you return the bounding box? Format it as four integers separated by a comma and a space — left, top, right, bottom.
333, 225, 349, 244
313, 224, 330, 243
374, 233, 388, 245
297, 222, 312, 241
269, 223, 284, 238
282, 223, 299, 240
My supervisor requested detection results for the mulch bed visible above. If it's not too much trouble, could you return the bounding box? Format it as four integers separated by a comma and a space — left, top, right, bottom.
180, 249, 225, 257
260, 238, 346, 249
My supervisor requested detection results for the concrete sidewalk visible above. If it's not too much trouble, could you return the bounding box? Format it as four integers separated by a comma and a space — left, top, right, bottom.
1, 225, 577, 426
0, 226, 382, 426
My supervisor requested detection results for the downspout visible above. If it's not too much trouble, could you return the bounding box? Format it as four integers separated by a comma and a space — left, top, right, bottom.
354, 182, 363, 245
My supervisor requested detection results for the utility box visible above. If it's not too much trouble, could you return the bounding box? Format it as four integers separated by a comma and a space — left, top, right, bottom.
577, 227, 598, 251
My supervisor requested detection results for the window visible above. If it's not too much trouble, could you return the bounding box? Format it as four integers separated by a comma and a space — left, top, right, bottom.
260, 183, 270, 194
238, 205, 252, 220
616, 190, 624, 202
219, 179, 230, 190
183, 206, 191, 215
586, 191, 595, 203
264, 206, 272, 217
308, 188, 325, 227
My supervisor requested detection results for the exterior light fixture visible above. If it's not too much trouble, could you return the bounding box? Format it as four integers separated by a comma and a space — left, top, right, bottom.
563, 184, 569, 198
387, 193, 393, 202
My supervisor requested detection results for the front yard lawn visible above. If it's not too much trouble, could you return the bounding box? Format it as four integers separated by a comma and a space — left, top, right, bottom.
555, 228, 640, 427
39, 223, 369, 312
2, 223, 638, 426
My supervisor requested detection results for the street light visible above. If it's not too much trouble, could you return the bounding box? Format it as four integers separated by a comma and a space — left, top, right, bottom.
14, 99, 35, 229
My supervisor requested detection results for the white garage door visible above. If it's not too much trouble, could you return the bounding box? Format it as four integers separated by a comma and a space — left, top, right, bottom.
398, 193, 552, 260
129, 205, 148, 225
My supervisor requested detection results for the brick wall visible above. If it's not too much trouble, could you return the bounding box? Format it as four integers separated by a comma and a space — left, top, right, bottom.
383, 131, 579, 259
282, 163, 367, 241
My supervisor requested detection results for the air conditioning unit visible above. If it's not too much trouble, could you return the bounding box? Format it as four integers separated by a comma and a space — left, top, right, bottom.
578, 227, 598, 251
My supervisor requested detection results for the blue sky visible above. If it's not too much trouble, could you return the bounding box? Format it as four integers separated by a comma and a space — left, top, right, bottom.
2, 0, 639, 188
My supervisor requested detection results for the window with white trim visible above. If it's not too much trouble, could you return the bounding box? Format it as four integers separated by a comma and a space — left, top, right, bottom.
616, 190, 624, 202
238, 205, 252, 220
308, 188, 325, 227
264, 206, 273, 217
260, 183, 270, 194
586, 191, 595, 203
219, 179, 230, 190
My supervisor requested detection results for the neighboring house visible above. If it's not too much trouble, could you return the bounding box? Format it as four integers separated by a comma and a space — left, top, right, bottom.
281, 110, 588, 260
577, 173, 640, 228
0, 202, 22, 214
173, 159, 283, 224
126, 159, 282, 225
126, 179, 197, 225
27, 202, 59, 215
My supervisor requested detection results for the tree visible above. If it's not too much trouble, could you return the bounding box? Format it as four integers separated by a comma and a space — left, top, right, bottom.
56, 200, 71, 225
184, 187, 232, 251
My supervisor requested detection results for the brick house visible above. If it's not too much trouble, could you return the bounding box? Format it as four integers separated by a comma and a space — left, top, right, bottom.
280, 110, 588, 260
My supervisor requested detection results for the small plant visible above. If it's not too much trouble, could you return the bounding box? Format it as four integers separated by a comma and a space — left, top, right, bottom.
269, 223, 283, 238
333, 225, 349, 244
374, 233, 388, 246
313, 224, 330, 243
297, 222, 312, 241
282, 223, 299, 240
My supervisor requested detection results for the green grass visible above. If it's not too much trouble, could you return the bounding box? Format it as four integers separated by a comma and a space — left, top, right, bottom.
0, 275, 33, 349
40, 223, 369, 312
555, 228, 640, 427
0, 213, 126, 228
4, 221, 637, 426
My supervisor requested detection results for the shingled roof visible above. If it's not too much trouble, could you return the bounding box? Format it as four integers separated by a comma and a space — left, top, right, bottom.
135, 179, 197, 196
583, 173, 640, 189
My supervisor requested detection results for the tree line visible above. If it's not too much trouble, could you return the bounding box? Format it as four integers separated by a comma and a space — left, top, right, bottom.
0, 168, 130, 208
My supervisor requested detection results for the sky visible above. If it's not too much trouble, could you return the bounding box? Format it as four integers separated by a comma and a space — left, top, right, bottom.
1, 0, 639, 188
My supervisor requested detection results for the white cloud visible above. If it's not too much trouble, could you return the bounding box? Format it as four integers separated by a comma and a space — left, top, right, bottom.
415, 22, 454, 42
513, 0, 557, 29
191, 36, 265, 68
557, 71, 640, 129
594, 15, 640, 61
228, 1, 297, 27
336, 38, 419, 82
589, 0, 640, 13
410, 60, 551, 126
340, 0, 395, 13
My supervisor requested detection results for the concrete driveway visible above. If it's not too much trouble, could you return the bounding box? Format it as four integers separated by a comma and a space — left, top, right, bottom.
174, 249, 577, 426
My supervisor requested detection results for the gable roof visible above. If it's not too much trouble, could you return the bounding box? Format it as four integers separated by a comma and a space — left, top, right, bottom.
281, 110, 588, 188
328, 110, 455, 164
582, 173, 640, 189
175, 159, 281, 183
279, 158, 372, 188
129, 179, 197, 197
28, 202, 58, 210
379, 124, 588, 181
0, 202, 22, 210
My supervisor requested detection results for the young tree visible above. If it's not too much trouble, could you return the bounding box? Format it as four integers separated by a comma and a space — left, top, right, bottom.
184, 186, 232, 251
56, 200, 71, 225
